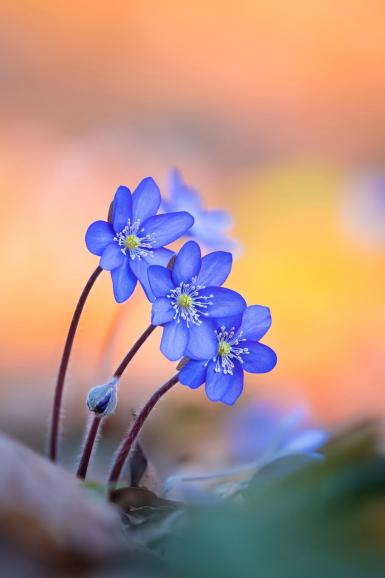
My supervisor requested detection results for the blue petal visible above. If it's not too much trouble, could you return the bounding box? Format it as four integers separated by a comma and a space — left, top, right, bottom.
200, 287, 246, 318
169, 168, 184, 193
205, 361, 244, 405
144, 247, 174, 267
99, 243, 124, 271
132, 177, 161, 223
148, 266, 174, 297
212, 314, 243, 333
111, 259, 137, 303
199, 210, 233, 230
85, 221, 115, 256
240, 305, 272, 341
179, 359, 208, 389
112, 186, 132, 233
172, 241, 201, 285
160, 320, 189, 361
242, 341, 277, 373
185, 318, 217, 360
142, 212, 194, 248
151, 297, 174, 325
284, 429, 329, 453
129, 258, 154, 302
196, 251, 232, 287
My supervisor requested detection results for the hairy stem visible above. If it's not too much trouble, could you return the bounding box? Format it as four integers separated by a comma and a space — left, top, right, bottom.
113, 324, 156, 379
77, 416, 102, 479
108, 374, 179, 485
49, 266, 103, 462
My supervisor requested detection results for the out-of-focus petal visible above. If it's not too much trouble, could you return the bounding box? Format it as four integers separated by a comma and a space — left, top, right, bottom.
284, 429, 329, 453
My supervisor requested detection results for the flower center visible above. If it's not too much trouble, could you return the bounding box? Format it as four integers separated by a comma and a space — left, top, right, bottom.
167, 277, 214, 327
124, 234, 140, 250
177, 294, 193, 308
114, 219, 155, 260
213, 327, 249, 375
218, 340, 231, 356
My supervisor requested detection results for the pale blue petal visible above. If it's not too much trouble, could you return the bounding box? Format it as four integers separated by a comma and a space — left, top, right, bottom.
200, 287, 246, 318
142, 212, 194, 248
100, 243, 124, 271
148, 265, 174, 298
172, 241, 201, 285
132, 177, 161, 223
179, 359, 208, 389
151, 297, 174, 325
160, 320, 189, 361
129, 258, 154, 302
111, 259, 137, 303
284, 429, 329, 453
112, 185, 132, 233
85, 220, 114, 256
196, 251, 232, 287
240, 305, 272, 341
185, 318, 217, 360
242, 341, 277, 373
144, 247, 174, 267
205, 362, 244, 405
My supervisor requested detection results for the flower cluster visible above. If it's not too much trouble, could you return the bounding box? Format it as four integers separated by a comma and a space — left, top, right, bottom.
85, 174, 276, 406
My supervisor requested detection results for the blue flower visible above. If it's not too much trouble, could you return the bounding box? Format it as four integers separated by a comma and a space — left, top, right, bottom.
86, 378, 118, 417
85, 177, 194, 303
162, 169, 239, 252
179, 305, 277, 405
148, 240, 246, 362
227, 403, 328, 463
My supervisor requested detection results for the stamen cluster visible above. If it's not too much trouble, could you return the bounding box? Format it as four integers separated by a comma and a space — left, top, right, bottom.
213, 326, 249, 375
114, 219, 155, 260
167, 277, 214, 327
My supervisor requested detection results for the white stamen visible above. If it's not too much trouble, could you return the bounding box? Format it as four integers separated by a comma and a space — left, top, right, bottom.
114, 219, 156, 260
167, 277, 214, 327
213, 326, 249, 375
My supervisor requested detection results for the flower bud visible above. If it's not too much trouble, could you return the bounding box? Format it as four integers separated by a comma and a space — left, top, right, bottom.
86, 378, 118, 417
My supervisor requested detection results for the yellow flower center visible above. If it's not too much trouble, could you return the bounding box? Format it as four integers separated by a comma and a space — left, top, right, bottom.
124, 234, 140, 250
177, 294, 193, 308
218, 341, 231, 356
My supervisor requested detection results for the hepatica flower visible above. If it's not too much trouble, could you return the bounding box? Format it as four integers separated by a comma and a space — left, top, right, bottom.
148, 240, 246, 362
163, 169, 239, 252
85, 178, 194, 302
179, 305, 277, 405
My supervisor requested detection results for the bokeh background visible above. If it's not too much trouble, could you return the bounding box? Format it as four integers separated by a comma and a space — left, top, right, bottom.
1, 2, 385, 469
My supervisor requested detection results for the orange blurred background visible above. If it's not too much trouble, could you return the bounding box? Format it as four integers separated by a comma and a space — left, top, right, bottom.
1, 1, 385, 448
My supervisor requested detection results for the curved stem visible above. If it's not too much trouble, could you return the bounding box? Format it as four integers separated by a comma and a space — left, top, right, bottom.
113, 324, 156, 379
77, 416, 102, 479
108, 374, 179, 486
49, 266, 103, 462
77, 323, 157, 480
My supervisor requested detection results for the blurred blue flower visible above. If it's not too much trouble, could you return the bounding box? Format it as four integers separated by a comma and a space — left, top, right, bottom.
227, 403, 328, 464
163, 169, 239, 252
148, 240, 246, 361
179, 305, 277, 405
85, 178, 194, 303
